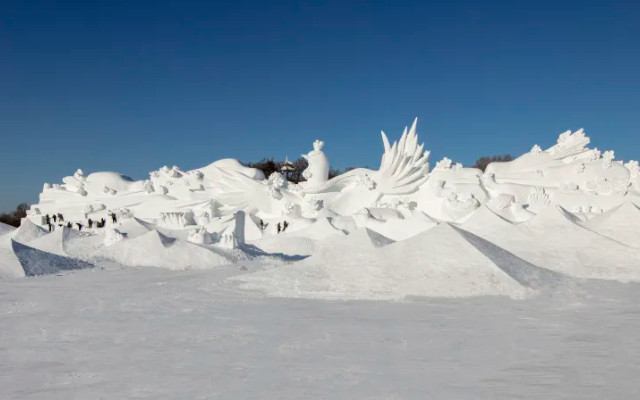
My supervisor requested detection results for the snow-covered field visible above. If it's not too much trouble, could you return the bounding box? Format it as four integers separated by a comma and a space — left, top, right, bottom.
2, 266, 640, 399
3, 121, 640, 398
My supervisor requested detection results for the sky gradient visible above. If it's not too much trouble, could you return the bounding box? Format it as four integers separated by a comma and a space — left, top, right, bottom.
1, 0, 639, 211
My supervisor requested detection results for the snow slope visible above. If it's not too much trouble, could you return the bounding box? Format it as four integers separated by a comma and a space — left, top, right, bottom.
11, 219, 49, 244
0, 221, 15, 236
0, 233, 25, 278
234, 224, 558, 300
582, 201, 640, 248
106, 230, 235, 270
462, 205, 640, 281
12, 240, 94, 276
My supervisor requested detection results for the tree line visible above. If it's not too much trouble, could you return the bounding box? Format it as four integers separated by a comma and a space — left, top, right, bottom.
243, 157, 345, 183
0, 203, 29, 228
244, 153, 512, 181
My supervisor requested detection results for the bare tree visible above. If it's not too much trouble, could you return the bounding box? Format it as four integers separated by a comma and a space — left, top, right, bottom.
473, 154, 513, 172
0, 203, 30, 227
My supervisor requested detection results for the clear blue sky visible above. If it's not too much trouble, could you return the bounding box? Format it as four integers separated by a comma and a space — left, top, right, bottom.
2, 0, 639, 211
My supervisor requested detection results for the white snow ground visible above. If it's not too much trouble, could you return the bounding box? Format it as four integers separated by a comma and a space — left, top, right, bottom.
1, 267, 640, 399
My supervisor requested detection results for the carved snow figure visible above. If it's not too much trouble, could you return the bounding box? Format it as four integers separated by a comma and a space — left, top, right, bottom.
25, 118, 640, 238
483, 129, 632, 213
187, 227, 212, 245
302, 140, 330, 188
219, 232, 237, 249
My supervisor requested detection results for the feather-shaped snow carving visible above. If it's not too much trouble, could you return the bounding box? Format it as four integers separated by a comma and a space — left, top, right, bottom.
376, 118, 431, 194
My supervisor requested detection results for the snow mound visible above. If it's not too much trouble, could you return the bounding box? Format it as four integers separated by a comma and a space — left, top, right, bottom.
459, 205, 514, 236
583, 202, 640, 248
293, 217, 347, 240
0, 231, 25, 278
198, 158, 265, 181
132, 217, 194, 240
361, 228, 395, 248
84, 171, 138, 192
107, 230, 234, 270
320, 227, 394, 250
26, 227, 70, 256
0, 246, 24, 278
116, 218, 152, 239
249, 234, 317, 258
234, 224, 544, 300
465, 204, 640, 281
12, 240, 94, 276
250, 217, 353, 257
0, 222, 15, 236
365, 218, 436, 241
11, 219, 49, 244
452, 226, 568, 290
62, 229, 106, 260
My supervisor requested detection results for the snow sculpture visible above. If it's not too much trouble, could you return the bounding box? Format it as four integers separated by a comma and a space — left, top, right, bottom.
435, 158, 453, 170
625, 160, 639, 189
219, 232, 237, 249
356, 174, 377, 190
526, 187, 551, 213
25, 118, 639, 238
77, 185, 88, 197
484, 129, 632, 212
302, 140, 329, 188
283, 201, 301, 217
159, 211, 195, 228
376, 118, 430, 193
602, 151, 615, 169
144, 180, 155, 193
188, 227, 212, 245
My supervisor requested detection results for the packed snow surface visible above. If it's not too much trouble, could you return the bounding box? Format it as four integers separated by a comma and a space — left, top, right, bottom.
1, 267, 640, 399
3, 119, 640, 396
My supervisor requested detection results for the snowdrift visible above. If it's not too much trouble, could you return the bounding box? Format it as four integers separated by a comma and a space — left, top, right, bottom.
582, 202, 640, 248
0, 222, 15, 236
0, 244, 25, 279
462, 205, 640, 281
106, 230, 234, 270
248, 217, 347, 257
12, 240, 94, 276
234, 224, 561, 300
11, 219, 48, 244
